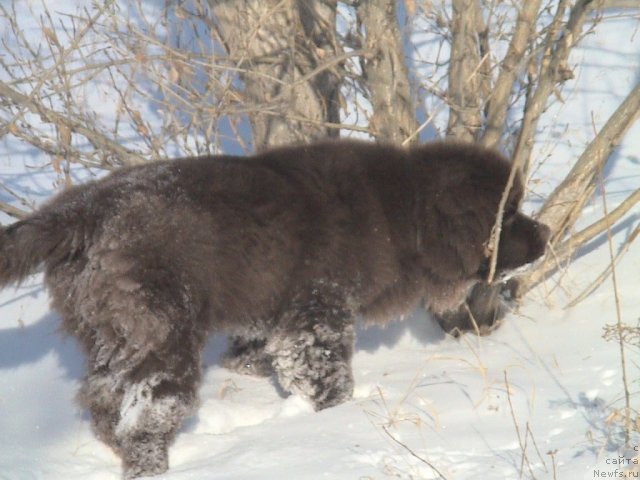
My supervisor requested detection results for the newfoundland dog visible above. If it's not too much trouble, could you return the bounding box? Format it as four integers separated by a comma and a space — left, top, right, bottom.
0, 139, 549, 478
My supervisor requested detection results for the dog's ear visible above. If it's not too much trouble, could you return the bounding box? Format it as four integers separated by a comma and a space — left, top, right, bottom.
419, 183, 495, 281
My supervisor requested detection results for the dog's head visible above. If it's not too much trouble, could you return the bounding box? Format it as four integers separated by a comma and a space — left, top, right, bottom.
435, 205, 550, 337
411, 141, 551, 318
413, 141, 550, 332
415, 141, 550, 282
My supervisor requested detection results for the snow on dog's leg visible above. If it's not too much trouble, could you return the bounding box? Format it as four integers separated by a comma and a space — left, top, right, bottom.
116, 378, 181, 478
114, 332, 203, 479
71, 274, 204, 479
267, 285, 355, 411
77, 339, 125, 452
78, 325, 202, 478
222, 336, 274, 377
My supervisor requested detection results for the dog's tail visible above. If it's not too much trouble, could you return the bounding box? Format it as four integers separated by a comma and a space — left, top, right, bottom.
0, 207, 82, 287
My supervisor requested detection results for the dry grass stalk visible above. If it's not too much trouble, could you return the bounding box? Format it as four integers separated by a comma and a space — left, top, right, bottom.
547, 449, 558, 480
504, 369, 532, 478
503, 370, 550, 479
598, 173, 633, 446
380, 424, 449, 480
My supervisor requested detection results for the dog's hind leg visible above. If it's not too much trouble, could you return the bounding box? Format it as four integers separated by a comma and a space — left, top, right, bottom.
266, 284, 355, 411
78, 322, 203, 479
77, 336, 126, 453
114, 328, 203, 479
72, 274, 205, 479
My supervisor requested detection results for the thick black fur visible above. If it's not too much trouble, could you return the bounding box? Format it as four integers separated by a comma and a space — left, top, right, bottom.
0, 139, 549, 478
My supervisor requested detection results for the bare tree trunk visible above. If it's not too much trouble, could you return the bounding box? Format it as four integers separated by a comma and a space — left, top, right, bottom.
356, 0, 418, 143
446, 0, 487, 142
297, 0, 342, 130
481, 0, 542, 149
209, 0, 342, 149
441, 0, 505, 332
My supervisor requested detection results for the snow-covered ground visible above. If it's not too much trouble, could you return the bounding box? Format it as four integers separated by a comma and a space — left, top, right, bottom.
0, 3, 638, 480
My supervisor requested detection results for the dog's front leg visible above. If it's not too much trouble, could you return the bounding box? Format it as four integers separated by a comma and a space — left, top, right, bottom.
266, 285, 355, 411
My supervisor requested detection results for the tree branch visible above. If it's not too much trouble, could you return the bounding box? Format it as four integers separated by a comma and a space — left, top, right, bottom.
481, 0, 542, 149
0, 81, 146, 166
512, 0, 594, 171
538, 82, 640, 242
519, 187, 640, 292
0, 200, 29, 219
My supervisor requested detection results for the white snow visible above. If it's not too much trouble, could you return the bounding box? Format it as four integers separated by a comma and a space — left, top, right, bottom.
0, 2, 638, 480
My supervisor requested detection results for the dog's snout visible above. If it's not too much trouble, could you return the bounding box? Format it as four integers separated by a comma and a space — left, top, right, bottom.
536, 221, 551, 245
529, 221, 550, 262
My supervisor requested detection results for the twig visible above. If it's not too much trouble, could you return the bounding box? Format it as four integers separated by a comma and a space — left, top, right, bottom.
486, 153, 524, 284
566, 225, 639, 308
512, 0, 594, 171
0, 81, 146, 166
0, 0, 116, 132
403, 52, 490, 145
482, 0, 542, 149
0, 200, 28, 219
380, 425, 449, 480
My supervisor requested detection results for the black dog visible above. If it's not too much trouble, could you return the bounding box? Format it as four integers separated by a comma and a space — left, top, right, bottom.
0, 140, 549, 478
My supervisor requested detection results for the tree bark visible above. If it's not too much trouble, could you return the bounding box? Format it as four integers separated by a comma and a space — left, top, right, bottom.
446, 0, 486, 142
209, 0, 342, 149
356, 0, 418, 144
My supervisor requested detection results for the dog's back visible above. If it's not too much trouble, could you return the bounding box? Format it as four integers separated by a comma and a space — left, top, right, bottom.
0, 140, 416, 330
